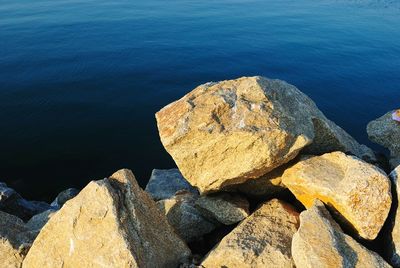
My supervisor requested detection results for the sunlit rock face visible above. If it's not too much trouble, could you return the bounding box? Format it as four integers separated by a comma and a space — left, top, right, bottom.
22, 169, 191, 268
156, 76, 375, 194
292, 200, 391, 268
282, 151, 392, 240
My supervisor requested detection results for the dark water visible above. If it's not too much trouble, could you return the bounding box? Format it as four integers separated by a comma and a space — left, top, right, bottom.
1, 0, 399, 201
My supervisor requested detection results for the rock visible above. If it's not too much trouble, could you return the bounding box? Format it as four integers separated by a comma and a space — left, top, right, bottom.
367, 111, 400, 168
0, 211, 35, 268
387, 166, 400, 267
225, 163, 287, 199
0, 182, 52, 222
292, 200, 391, 268
201, 199, 299, 268
156, 76, 375, 193
157, 192, 217, 242
195, 193, 250, 225
145, 169, 198, 201
282, 151, 392, 240
25, 209, 57, 234
22, 169, 191, 268
50, 188, 79, 208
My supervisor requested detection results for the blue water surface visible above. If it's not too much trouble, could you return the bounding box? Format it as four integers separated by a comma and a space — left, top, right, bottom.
0, 0, 399, 200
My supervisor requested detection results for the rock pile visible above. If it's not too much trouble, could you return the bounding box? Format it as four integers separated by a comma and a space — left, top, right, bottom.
1, 76, 398, 267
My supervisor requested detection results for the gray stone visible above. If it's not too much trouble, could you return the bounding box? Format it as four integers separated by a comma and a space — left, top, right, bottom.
367, 111, 400, 168
50, 188, 79, 208
0, 182, 52, 222
157, 192, 218, 242
145, 169, 198, 201
195, 193, 249, 225
25, 209, 57, 235
0, 211, 35, 268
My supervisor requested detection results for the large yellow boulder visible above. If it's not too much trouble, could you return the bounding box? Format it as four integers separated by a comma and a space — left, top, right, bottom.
156, 76, 375, 194
282, 152, 391, 240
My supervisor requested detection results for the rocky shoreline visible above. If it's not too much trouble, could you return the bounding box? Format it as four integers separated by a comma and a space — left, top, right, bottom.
1, 76, 400, 267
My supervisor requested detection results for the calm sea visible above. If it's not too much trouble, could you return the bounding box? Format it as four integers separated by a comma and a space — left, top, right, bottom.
1, 0, 399, 200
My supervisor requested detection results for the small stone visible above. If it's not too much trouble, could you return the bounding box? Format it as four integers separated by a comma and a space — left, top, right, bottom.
50, 188, 79, 208
201, 199, 299, 268
157, 192, 217, 242
145, 169, 198, 201
195, 193, 250, 225
292, 200, 391, 268
22, 169, 191, 268
282, 151, 392, 240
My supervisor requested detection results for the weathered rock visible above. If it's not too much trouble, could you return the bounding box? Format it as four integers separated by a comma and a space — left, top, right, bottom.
195, 193, 250, 225
0, 183, 52, 222
292, 200, 390, 268
157, 192, 217, 242
156, 76, 375, 193
145, 169, 198, 201
50, 188, 79, 208
387, 166, 400, 267
201, 199, 299, 268
225, 164, 287, 199
22, 169, 191, 268
0, 211, 35, 268
367, 111, 400, 168
25, 209, 57, 235
282, 151, 391, 240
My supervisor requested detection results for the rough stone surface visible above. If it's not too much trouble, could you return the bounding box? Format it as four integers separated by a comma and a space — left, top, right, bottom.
0, 182, 52, 222
367, 111, 400, 168
282, 151, 392, 240
22, 169, 191, 268
292, 200, 391, 268
225, 164, 287, 199
195, 193, 250, 225
157, 192, 217, 242
201, 199, 299, 268
145, 169, 198, 201
156, 76, 375, 193
387, 166, 400, 267
0, 211, 35, 268
25, 209, 57, 235
50, 188, 79, 208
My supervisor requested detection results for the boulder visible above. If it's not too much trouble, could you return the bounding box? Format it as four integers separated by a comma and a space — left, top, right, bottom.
195, 193, 250, 225
201, 199, 299, 268
156, 76, 375, 193
0, 211, 35, 268
157, 191, 217, 242
292, 200, 390, 268
387, 166, 400, 266
282, 151, 391, 240
145, 169, 198, 201
367, 111, 400, 168
0, 182, 52, 221
50, 188, 79, 208
22, 169, 191, 268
